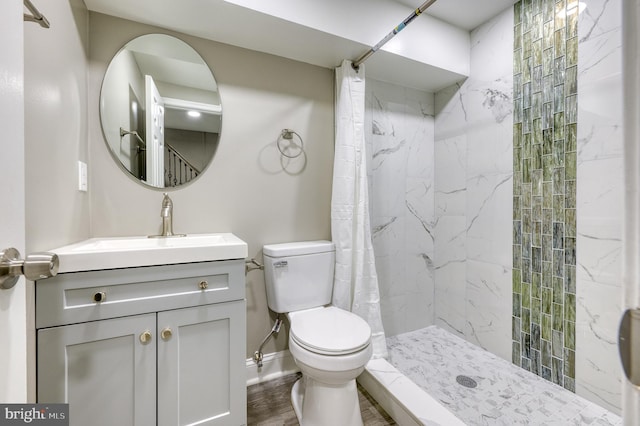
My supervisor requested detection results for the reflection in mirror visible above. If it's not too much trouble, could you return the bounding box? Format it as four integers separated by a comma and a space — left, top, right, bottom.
100, 34, 221, 188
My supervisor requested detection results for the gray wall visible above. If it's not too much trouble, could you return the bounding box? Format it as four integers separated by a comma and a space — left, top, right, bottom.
24, 0, 91, 400
25, 0, 91, 253
87, 13, 335, 357
23, 1, 334, 366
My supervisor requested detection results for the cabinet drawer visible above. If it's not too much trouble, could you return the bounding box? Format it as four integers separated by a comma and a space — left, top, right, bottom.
36, 260, 244, 328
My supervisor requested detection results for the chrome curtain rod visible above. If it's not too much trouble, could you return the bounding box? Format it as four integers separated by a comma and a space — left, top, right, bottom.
352, 0, 437, 70
24, 0, 50, 28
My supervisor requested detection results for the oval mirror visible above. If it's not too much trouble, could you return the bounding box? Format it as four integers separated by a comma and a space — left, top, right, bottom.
100, 34, 221, 189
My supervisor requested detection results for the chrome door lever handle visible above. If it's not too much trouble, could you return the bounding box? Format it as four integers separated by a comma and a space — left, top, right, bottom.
619, 307, 640, 386
0, 247, 59, 290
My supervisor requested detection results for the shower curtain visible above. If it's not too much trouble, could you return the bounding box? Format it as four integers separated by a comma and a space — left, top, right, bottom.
332, 59, 387, 359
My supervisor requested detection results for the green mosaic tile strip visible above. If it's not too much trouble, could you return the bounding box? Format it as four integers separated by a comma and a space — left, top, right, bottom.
512, 0, 577, 391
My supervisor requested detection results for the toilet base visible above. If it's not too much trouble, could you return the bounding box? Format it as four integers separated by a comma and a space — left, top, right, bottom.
290, 375, 363, 426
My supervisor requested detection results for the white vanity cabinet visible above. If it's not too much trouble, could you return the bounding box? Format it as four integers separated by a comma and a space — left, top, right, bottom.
36, 259, 247, 426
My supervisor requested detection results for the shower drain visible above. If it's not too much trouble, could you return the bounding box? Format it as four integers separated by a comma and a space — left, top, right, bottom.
456, 375, 478, 388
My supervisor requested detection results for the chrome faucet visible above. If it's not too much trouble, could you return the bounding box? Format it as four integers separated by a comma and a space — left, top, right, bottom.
161, 193, 174, 236
151, 193, 185, 238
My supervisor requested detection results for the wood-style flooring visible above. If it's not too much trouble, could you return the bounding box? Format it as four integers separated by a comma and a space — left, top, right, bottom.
247, 373, 396, 426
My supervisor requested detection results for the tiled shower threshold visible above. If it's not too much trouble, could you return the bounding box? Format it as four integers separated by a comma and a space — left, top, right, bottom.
358, 326, 622, 425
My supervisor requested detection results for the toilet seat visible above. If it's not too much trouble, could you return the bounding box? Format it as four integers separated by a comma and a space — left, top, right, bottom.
288, 306, 371, 355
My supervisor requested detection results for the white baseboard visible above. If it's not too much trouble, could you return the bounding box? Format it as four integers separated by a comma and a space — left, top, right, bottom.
246, 349, 300, 387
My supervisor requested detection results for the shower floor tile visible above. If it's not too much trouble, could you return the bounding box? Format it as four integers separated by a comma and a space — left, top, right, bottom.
387, 326, 622, 425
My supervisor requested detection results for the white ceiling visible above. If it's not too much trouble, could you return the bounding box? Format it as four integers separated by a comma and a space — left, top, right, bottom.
396, 0, 517, 31
83, 0, 515, 91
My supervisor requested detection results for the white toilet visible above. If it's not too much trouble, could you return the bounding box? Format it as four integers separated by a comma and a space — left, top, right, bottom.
263, 241, 373, 426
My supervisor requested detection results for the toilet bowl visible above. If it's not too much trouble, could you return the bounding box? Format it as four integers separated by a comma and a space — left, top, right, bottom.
288, 307, 372, 426
263, 241, 373, 426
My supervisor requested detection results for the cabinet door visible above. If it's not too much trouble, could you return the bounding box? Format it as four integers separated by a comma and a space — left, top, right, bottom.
37, 314, 157, 426
158, 300, 247, 426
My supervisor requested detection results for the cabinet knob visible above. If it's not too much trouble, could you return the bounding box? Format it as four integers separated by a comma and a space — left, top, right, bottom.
199, 280, 208, 290
93, 291, 107, 303
161, 327, 173, 341
139, 330, 152, 344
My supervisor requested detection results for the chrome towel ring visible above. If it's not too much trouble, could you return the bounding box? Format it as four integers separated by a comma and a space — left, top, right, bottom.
277, 129, 304, 159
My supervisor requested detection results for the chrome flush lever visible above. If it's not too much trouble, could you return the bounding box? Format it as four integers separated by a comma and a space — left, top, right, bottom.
0, 247, 59, 289
273, 260, 288, 268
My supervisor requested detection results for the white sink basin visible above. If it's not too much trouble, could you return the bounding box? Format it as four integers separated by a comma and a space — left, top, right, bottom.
51, 233, 248, 273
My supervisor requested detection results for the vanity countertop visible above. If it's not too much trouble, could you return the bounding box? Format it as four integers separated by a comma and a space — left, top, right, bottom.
50, 233, 248, 273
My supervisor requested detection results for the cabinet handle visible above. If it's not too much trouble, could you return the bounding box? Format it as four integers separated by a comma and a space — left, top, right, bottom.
139, 330, 152, 344
161, 327, 173, 341
199, 280, 208, 290
93, 291, 106, 303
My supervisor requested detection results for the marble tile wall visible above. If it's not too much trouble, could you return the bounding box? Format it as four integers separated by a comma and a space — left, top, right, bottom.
511, 0, 622, 413
365, 0, 622, 415
365, 78, 436, 337
575, 0, 623, 414
434, 7, 514, 362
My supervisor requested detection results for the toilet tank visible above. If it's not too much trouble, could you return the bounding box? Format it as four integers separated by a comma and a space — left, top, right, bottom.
263, 241, 335, 313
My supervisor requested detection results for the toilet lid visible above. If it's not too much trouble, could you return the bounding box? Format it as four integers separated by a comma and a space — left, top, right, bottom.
289, 307, 371, 355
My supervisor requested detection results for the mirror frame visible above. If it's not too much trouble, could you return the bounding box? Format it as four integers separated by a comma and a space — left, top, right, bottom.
99, 33, 223, 190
